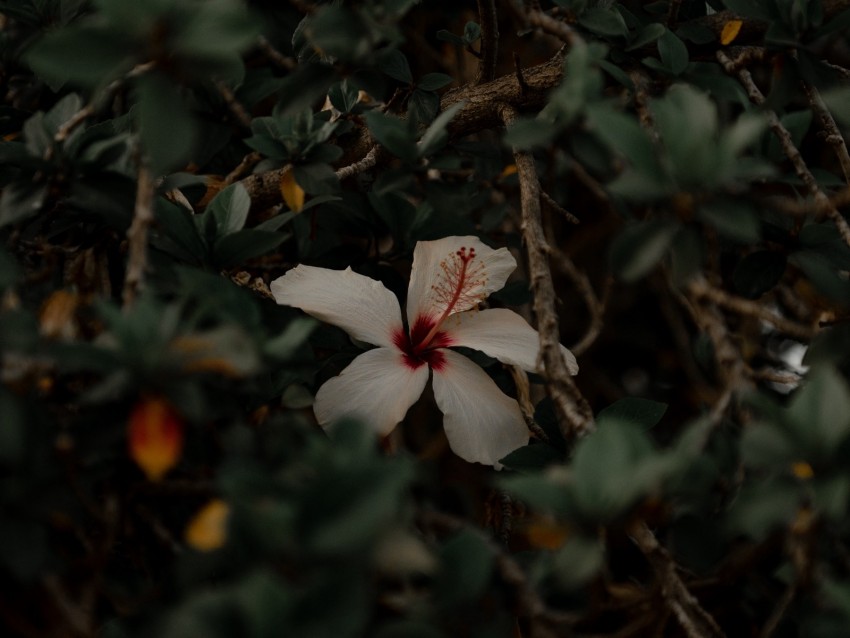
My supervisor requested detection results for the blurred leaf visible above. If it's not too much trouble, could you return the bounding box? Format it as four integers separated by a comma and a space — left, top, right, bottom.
597, 398, 667, 429
698, 200, 760, 242
500, 441, 564, 472
265, 318, 317, 360
185, 499, 231, 552
127, 396, 184, 482
135, 72, 197, 173
213, 229, 287, 269
435, 530, 493, 605
609, 220, 679, 282
552, 534, 605, 589
626, 23, 666, 50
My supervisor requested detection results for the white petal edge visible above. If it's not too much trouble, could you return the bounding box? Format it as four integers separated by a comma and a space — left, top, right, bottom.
271, 265, 402, 348
432, 349, 529, 467
442, 308, 579, 375
406, 236, 516, 325
314, 347, 429, 436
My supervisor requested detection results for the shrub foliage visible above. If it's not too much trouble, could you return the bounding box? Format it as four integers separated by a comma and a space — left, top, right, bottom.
3, 0, 850, 636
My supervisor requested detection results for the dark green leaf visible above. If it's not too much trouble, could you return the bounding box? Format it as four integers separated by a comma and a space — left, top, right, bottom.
732, 251, 786, 298
609, 220, 679, 282
417, 73, 454, 91
134, 72, 198, 173
658, 29, 689, 75
579, 7, 628, 37
208, 183, 251, 236
213, 229, 286, 269
597, 398, 667, 429
379, 49, 413, 84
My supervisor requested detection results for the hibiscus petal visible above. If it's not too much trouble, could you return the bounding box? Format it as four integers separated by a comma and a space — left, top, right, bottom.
314, 347, 429, 436
406, 236, 516, 326
442, 308, 578, 375
271, 265, 402, 348
432, 349, 528, 467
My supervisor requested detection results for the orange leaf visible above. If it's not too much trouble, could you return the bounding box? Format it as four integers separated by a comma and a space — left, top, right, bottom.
39, 290, 78, 339
280, 167, 305, 213
127, 397, 184, 482
185, 499, 230, 551
720, 20, 743, 45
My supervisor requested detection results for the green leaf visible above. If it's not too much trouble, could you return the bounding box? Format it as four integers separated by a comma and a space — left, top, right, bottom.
609, 220, 679, 282
788, 366, 850, 456
207, 183, 251, 236
417, 73, 454, 91
213, 229, 286, 269
293, 163, 340, 195
626, 22, 666, 50
265, 318, 317, 360
155, 200, 207, 263
732, 251, 786, 298
435, 531, 493, 604
698, 200, 760, 242
579, 7, 628, 37
552, 534, 605, 589
419, 101, 465, 157
24, 25, 133, 88
408, 89, 440, 127
499, 442, 564, 472
657, 29, 689, 75
502, 116, 557, 150
365, 110, 417, 161
0, 183, 47, 228
134, 72, 198, 173
597, 398, 667, 429
463, 21, 481, 43
436, 30, 465, 46
379, 49, 413, 84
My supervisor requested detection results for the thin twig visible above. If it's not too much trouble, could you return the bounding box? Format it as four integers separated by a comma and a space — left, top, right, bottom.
513, 52, 530, 96
550, 248, 609, 356
216, 80, 253, 129
223, 151, 262, 186
540, 190, 580, 224
256, 35, 296, 71
630, 522, 727, 638
759, 583, 797, 638
526, 9, 579, 46
717, 50, 850, 248
500, 103, 593, 440
804, 82, 850, 184
123, 164, 155, 309
475, 0, 499, 84
336, 145, 379, 181
688, 278, 816, 341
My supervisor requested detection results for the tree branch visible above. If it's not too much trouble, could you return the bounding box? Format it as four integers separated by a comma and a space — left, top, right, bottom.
630, 522, 727, 638
717, 50, 850, 248
123, 164, 155, 309
500, 103, 593, 440
475, 0, 499, 84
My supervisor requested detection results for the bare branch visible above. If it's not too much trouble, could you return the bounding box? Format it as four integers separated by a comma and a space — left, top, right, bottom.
804, 82, 850, 184
500, 103, 593, 440
475, 0, 499, 84
123, 164, 155, 309
630, 522, 727, 638
718, 50, 850, 248
688, 278, 816, 342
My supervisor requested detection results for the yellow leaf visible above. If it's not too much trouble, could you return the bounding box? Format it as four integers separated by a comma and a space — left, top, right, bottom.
280, 167, 305, 213
127, 397, 183, 482
39, 289, 78, 339
791, 461, 814, 480
500, 164, 518, 179
185, 499, 230, 551
720, 20, 743, 45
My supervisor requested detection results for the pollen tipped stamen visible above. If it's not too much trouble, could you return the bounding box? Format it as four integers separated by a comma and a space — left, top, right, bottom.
420, 247, 479, 347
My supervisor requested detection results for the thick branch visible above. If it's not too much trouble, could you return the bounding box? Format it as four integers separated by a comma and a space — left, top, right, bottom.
241, 53, 565, 209
500, 103, 593, 440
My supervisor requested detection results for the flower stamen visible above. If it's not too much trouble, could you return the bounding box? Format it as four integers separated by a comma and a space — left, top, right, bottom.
420, 246, 485, 347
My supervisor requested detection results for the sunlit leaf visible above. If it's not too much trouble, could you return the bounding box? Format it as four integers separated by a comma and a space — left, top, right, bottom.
127, 397, 184, 482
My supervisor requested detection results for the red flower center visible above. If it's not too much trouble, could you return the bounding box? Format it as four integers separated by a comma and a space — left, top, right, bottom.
393, 315, 452, 371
